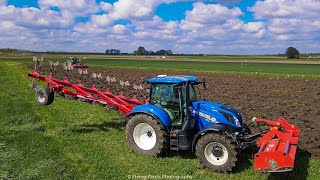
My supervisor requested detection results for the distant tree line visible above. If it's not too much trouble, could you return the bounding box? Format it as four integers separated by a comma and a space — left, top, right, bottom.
0, 48, 35, 53
105, 49, 121, 55
303, 53, 320, 56
45, 51, 106, 55
134, 46, 173, 56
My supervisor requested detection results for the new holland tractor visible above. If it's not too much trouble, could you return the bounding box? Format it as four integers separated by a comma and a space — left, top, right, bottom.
125, 75, 299, 173
68, 57, 88, 68
28, 68, 300, 173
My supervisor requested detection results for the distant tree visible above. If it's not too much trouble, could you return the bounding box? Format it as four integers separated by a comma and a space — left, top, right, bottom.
106, 49, 121, 55
137, 46, 146, 55
156, 50, 166, 56
285, 47, 300, 59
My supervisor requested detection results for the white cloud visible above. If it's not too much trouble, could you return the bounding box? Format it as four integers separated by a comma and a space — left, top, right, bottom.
181, 3, 242, 30
107, 0, 241, 21
0, 0, 6, 6
108, 0, 159, 20
132, 16, 180, 42
0, 6, 72, 28
249, 0, 320, 19
112, 24, 129, 34
249, 0, 320, 42
0, 0, 319, 54
100, 2, 113, 12
91, 14, 113, 27
179, 2, 266, 45
38, 0, 100, 17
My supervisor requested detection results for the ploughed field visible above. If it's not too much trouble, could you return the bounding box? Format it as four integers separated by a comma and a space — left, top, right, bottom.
29, 64, 320, 159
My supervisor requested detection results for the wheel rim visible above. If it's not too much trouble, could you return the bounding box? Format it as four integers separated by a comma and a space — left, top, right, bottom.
37, 92, 46, 103
133, 123, 156, 150
204, 142, 228, 166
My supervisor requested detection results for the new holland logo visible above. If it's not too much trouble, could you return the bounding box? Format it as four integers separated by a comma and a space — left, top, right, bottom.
192, 110, 218, 124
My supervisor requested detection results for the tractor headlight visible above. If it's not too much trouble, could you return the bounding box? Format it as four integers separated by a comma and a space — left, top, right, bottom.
234, 118, 241, 127
221, 112, 241, 127
221, 112, 234, 124
220, 105, 243, 128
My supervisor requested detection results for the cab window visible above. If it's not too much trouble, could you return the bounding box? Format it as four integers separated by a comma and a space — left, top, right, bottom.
150, 84, 179, 107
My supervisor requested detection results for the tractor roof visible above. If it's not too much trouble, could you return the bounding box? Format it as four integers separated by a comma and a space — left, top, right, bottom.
147, 75, 198, 84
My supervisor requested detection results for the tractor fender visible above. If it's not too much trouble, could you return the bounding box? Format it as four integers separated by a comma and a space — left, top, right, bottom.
191, 124, 225, 152
127, 104, 172, 128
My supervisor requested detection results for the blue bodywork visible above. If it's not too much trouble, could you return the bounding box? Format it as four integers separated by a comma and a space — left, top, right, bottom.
129, 100, 243, 132
191, 100, 243, 131
130, 104, 172, 127
129, 75, 243, 133
147, 76, 198, 84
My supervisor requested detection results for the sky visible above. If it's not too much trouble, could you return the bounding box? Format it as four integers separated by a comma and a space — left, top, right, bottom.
0, 0, 319, 54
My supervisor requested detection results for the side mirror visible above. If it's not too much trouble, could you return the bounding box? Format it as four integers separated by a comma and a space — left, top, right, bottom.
173, 85, 180, 99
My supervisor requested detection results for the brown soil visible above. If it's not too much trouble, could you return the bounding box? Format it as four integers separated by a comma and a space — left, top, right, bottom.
28, 64, 320, 158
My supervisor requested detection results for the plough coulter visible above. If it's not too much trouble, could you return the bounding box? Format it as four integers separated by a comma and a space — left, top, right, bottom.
27, 59, 300, 173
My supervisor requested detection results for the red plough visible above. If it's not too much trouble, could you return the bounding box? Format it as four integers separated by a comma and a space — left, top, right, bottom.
253, 117, 300, 172
28, 71, 146, 115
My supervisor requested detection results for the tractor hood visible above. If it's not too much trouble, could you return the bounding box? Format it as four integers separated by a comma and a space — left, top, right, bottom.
191, 100, 243, 129
192, 100, 223, 110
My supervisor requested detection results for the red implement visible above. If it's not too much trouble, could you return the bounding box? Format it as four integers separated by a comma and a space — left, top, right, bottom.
28, 71, 146, 115
253, 117, 300, 172
73, 65, 88, 68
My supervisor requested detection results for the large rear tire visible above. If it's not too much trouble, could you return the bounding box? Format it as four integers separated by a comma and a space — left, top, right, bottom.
35, 86, 54, 106
126, 114, 168, 157
196, 133, 237, 173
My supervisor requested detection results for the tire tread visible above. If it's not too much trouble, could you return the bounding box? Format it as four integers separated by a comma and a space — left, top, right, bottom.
195, 133, 238, 173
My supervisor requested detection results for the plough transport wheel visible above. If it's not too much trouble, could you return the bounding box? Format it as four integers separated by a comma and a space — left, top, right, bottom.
35, 86, 54, 106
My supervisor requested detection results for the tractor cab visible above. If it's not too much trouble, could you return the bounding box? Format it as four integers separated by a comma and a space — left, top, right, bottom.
147, 75, 200, 125
145, 75, 206, 151
67, 57, 88, 68
68, 57, 81, 66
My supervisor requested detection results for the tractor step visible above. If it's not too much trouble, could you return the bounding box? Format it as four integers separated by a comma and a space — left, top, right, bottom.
170, 130, 179, 151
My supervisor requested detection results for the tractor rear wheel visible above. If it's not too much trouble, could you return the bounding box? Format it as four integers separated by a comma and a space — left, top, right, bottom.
126, 114, 168, 157
35, 86, 54, 106
196, 133, 237, 173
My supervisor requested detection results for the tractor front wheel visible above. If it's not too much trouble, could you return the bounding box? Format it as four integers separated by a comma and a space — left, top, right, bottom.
35, 86, 54, 106
196, 133, 237, 173
126, 114, 168, 157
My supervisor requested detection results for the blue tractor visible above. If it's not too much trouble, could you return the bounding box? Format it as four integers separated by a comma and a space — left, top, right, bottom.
28, 68, 300, 173
125, 75, 256, 173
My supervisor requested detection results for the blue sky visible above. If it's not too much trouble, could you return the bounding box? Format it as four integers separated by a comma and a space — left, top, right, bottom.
0, 0, 319, 54
7, 0, 255, 24
156, 2, 194, 22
